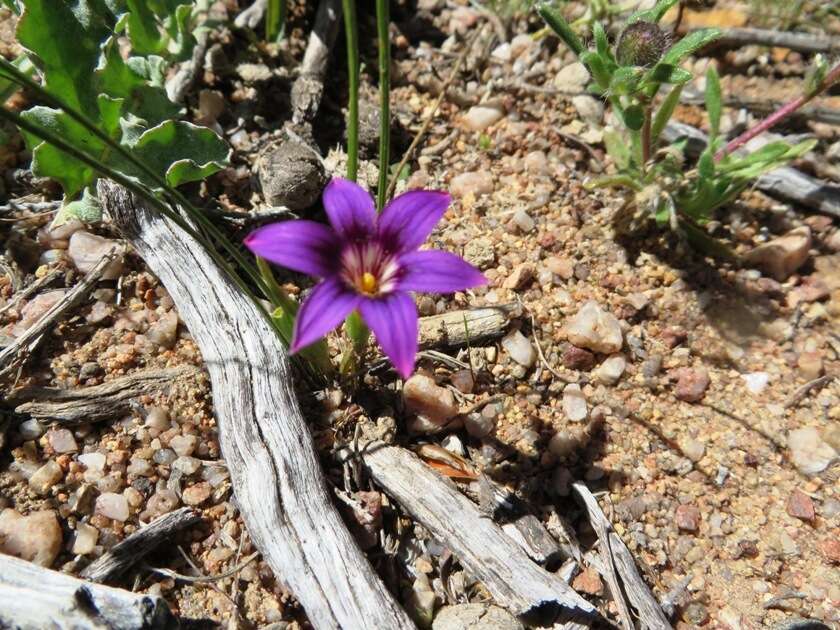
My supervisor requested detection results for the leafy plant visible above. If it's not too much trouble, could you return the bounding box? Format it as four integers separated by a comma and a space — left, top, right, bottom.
538, 0, 821, 251
12, 0, 227, 224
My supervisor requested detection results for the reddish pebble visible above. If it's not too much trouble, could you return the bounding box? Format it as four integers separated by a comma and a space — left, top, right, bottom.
572, 566, 604, 596
675, 504, 701, 532
561, 344, 595, 371
818, 538, 840, 564
673, 367, 710, 403
786, 489, 816, 522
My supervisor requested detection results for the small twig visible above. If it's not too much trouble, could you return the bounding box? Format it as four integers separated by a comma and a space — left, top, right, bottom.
417, 350, 470, 370
783, 374, 835, 409
385, 29, 481, 200
0, 269, 62, 317
0, 249, 118, 378
529, 314, 571, 383
706, 27, 840, 55
81, 507, 202, 583
146, 552, 259, 584
0, 200, 61, 215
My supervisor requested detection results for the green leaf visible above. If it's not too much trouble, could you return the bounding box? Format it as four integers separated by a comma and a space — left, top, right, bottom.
705, 66, 722, 139
661, 29, 722, 66
581, 51, 611, 90
124, 0, 167, 55
622, 104, 645, 130
651, 83, 683, 143
0, 54, 35, 104
538, 3, 585, 56
603, 127, 633, 171
20, 106, 104, 197
628, 0, 679, 24
609, 66, 643, 95
593, 22, 615, 67
56, 187, 103, 225
645, 64, 692, 85
585, 173, 642, 191
124, 120, 230, 187
16, 0, 119, 111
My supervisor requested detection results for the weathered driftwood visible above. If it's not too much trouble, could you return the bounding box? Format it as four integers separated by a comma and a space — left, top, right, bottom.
291, 0, 342, 125
81, 507, 202, 583
418, 306, 512, 349
501, 514, 564, 570
98, 181, 413, 630
0, 250, 117, 378
573, 483, 671, 630
10, 365, 200, 425
0, 553, 178, 630
663, 122, 840, 218
706, 27, 840, 54
363, 445, 597, 624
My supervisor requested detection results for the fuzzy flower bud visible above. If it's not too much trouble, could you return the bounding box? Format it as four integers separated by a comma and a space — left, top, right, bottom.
616, 22, 671, 67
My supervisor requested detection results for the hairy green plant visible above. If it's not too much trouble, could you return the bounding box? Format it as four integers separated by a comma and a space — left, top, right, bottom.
12, 0, 226, 225
538, 0, 823, 253
265, 0, 287, 42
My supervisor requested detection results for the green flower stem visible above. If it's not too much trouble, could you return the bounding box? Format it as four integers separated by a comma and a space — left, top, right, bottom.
266, 0, 286, 42
257, 256, 334, 375
340, 310, 370, 378
341, 0, 359, 181
375, 0, 390, 211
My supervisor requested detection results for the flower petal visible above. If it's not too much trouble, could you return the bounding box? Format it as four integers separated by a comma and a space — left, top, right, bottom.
359, 292, 418, 379
397, 250, 487, 293
244, 220, 340, 277
291, 278, 360, 352
377, 190, 451, 253
322, 178, 377, 240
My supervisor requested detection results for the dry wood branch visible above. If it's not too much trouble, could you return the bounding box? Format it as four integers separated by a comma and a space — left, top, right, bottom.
363, 445, 597, 624
663, 122, 840, 218
706, 27, 840, 54
573, 483, 670, 630
501, 514, 564, 570
166, 29, 209, 104
0, 553, 178, 630
418, 306, 512, 349
81, 507, 202, 583
9, 365, 201, 425
233, 0, 267, 29
0, 250, 117, 378
291, 0, 342, 125
97, 180, 413, 630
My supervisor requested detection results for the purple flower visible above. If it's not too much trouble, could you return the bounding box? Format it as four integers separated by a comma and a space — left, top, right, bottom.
244, 178, 487, 378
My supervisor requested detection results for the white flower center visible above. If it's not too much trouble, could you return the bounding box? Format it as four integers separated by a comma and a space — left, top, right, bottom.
340, 242, 400, 296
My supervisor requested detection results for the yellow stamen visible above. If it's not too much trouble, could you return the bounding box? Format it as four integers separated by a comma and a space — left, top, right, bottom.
360, 272, 378, 295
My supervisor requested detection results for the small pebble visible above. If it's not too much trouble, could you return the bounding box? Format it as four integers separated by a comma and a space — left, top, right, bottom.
786, 489, 816, 522
0, 509, 63, 567
501, 329, 536, 368
173, 456, 202, 475
675, 504, 701, 532
561, 344, 594, 371
562, 384, 587, 422
462, 104, 505, 132
403, 374, 459, 425
72, 522, 99, 555
182, 481, 212, 506
787, 427, 837, 476
593, 354, 626, 385
450, 171, 494, 198
169, 435, 198, 457
566, 301, 623, 354
95, 492, 130, 522
47, 427, 78, 454
741, 372, 769, 394
673, 367, 710, 403
29, 460, 63, 495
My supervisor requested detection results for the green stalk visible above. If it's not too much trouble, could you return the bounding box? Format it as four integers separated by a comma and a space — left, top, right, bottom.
341, 0, 360, 181
265, 0, 287, 42
375, 0, 390, 210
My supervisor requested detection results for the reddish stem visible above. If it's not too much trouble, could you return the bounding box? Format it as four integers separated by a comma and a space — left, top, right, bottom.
715, 61, 840, 162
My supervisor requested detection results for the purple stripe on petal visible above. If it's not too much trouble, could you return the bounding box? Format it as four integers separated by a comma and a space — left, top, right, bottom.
322, 178, 377, 240
396, 250, 487, 294
244, 220, 340, 277
291, 277, 359, 352
359, 291, 418, 379
377, 190, 451, 254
